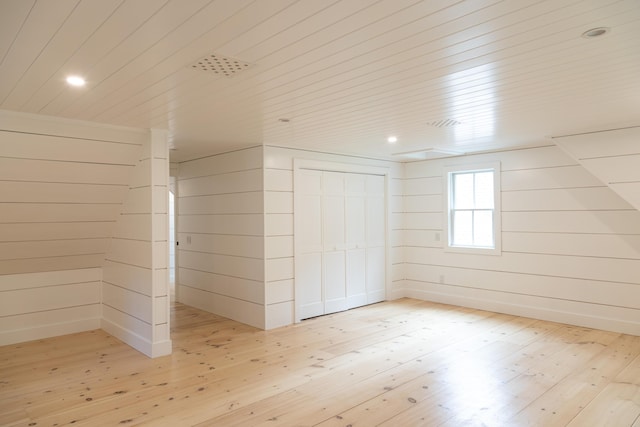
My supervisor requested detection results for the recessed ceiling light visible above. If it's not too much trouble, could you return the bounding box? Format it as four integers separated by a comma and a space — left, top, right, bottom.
581, 27, 610, 39
66, 75, 86, 87
387, 136, 398, 143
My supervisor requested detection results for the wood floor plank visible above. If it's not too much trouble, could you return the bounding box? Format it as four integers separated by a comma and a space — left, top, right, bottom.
566, 382, 640, 427
1, 298, 639, 426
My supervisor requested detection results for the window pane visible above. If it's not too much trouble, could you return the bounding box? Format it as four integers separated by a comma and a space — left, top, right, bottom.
474, 171, 494, 209
453, 173, 474, 209
473, 210, 494, 247
452, 210, 472, 246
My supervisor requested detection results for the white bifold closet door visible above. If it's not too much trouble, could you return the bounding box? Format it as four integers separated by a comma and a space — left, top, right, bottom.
297, 169, 385, 320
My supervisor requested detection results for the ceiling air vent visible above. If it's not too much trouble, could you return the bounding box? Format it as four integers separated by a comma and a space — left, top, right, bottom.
188, 53, 252, 77
427, 118, 462, 128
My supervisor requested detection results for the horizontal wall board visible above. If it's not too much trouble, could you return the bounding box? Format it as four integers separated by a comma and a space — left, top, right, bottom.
404, 247, 640, 285
0, 130, 141, 164
0, 238, 109, 260
404, 264, 640, 310
265, 301, 293, 330
179, 169, 263, 197
121, 187, 151, 214
0, 254, 105, 275
0, 305, 101, 346
0, 268, 102, 291
179, 267, 264, 305
403, 145, 573, 178
177, 214, 264, 236
178, 146, 263, 179
265, 213, 293, 236
391, 195, 403, 213
580, 155, 640, 184
503, 232, 640, 260
403, 282, 640, 336
154, 296, 168, 325
265, 257, 294, 282
0, 181, 128, 204
403, 176, 442, 196
178, 192, 263, 214
102, 282, 152, 324
554, 127, 640, 159
176, 233, 264, 259
0, 110, 148, 145
112, 214, 152, 241
0, 222, 114, 242
178, 285, 265, 329
265, 279, 294, 304
0, 157, 134, 185
0, 281, 100, 316
128, 157, 151, 188
502, 187, 633, 211
609, 182, 640, 211
403, 194, 442, 213
402, 229, 444, 248
0, 203, 122, 223
266, 236, 294, 259
265, 191, 293, 214
152, 186, 167, 215
264, 169, 293, 191
501, 165, 602, 191
179, 250, 264, 282
403, 212, 442, 230
502, 210, 640, 234
391, 264, 403, 283
103, 260, 152, 296
102, 304, 151, 339
106, 238, 152, 269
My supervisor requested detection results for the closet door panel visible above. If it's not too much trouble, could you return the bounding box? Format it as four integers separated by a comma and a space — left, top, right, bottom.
346, 248, 367, 309
323, 250, 347, 314
297, 252, 323, 319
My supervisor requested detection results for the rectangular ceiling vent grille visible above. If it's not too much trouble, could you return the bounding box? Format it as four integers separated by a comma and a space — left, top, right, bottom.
427, 118, 462, 128
188, 53, 252, 77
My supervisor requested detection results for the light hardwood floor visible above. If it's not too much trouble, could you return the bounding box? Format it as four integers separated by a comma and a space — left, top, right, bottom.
1, 298, 640, 426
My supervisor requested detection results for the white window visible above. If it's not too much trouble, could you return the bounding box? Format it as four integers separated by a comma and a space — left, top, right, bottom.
444, 162, 501, 255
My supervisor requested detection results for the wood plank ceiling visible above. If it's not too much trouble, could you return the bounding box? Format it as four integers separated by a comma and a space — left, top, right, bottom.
0, 0, 639, 162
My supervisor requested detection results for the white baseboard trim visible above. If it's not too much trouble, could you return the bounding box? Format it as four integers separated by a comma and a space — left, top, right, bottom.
0, 317, 101, 346
101, 319, 172, 358
404, 288, 640, 337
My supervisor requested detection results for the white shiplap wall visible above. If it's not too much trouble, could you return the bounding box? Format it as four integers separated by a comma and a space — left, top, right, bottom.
177, 147, 266, 329
401, 144, 640, 335
0, 110, 146, 345
101, 130, 171, 358
0, 268, 101, 345
554, 126, 640, 212
264, 146, 403, 329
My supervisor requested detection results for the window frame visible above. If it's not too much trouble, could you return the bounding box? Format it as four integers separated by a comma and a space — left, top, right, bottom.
443, 161, 501, 255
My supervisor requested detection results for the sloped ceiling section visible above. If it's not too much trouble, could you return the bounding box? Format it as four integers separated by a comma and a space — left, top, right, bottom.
0, 110, 146, 275
553, 126, 640, 212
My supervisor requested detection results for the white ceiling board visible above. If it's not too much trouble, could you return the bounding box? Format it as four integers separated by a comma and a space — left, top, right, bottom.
1, 0, 123, 110
0, 0, 79, 103
0, 0, 35, 65
21, 0, 168, 112
0, 0, 638, 162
